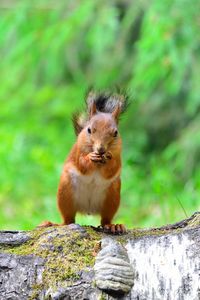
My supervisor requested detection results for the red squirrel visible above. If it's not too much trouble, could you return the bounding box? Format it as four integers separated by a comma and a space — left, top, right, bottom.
41, 91, 128, 234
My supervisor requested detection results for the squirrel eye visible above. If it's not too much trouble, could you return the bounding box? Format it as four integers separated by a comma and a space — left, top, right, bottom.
87, 127, 91, 134
114, 130, 118, 137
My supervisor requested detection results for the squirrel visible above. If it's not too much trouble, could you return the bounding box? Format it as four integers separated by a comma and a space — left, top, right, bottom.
40, 91, 128, 234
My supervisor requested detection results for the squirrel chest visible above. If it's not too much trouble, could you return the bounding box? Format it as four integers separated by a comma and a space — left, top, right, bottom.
69, 167, 115, 214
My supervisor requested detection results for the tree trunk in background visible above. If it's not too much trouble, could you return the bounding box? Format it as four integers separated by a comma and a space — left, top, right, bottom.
0, 212, 200, 300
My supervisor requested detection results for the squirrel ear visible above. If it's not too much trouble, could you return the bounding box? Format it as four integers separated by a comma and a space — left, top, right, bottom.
89, 101, 97, 118
112, 104, 121, 122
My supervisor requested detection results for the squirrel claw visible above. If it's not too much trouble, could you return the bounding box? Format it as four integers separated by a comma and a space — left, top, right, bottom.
103, 224, 127, 235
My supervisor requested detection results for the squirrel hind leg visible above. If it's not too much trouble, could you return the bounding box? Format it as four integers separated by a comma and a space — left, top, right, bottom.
100, 180, 126, 234
37, 218, 76, 228
102, 223, 127, 235
37, 220, 59, 228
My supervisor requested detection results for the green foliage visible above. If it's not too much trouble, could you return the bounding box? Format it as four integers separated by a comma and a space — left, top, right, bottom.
0, 0, 199, 230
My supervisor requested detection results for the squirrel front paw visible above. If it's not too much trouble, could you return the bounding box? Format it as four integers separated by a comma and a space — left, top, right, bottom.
102, 151, 112, 161
89, 152, 105, 163
89, 151, 112, 164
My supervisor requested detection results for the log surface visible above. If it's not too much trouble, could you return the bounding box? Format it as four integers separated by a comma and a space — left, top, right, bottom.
0, 213, 200, 300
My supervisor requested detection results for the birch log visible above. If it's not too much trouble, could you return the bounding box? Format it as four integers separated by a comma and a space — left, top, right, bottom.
0, 212, 200, 300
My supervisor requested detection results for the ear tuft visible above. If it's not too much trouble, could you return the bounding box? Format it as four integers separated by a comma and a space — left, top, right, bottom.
112, 104, 121, 122
89, 101, 97, 118
72, 112, 87, 135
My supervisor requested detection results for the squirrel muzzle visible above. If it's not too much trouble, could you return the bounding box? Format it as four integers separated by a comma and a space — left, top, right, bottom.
94, 143, 107, 155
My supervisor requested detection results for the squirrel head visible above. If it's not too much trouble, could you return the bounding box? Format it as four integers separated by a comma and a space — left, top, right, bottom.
79, 102, 122, 155
74, 91, 129, 154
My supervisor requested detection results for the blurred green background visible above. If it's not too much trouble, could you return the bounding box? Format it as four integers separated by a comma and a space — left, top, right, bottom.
0, 0, 200, 230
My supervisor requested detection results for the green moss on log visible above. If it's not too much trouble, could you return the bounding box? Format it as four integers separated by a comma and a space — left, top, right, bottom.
0, 226, 101, 297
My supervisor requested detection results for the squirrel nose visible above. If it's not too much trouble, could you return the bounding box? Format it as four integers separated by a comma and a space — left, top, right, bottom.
97, 146, 106, 155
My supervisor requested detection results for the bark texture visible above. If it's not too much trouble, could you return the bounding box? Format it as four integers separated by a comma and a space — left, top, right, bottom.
0, 213, 200, 300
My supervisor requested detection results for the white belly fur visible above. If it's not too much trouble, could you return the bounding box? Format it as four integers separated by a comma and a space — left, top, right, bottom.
69, 167, 117, 214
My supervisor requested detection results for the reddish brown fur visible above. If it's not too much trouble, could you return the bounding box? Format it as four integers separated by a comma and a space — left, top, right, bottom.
40, 103, 125, 233
101, 178, 121, 226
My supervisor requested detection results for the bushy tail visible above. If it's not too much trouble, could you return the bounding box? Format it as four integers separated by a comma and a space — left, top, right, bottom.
72, 90, 129, 135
